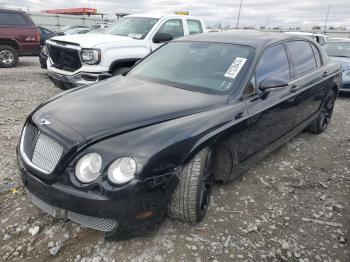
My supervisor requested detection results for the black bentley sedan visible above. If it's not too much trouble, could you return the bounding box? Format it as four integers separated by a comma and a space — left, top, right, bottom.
17, 32, 341, 240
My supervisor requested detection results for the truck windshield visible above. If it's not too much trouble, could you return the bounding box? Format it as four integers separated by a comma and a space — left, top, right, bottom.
129, 41, 254, 95
104, 17, 159, 39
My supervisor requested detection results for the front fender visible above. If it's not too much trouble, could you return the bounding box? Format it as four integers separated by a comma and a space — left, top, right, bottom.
85, 101, 247, 180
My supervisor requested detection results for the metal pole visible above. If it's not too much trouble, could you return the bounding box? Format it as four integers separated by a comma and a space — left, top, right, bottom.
266, 15, 270, 30
323, 5, 330, 33
236, 0, 243, 29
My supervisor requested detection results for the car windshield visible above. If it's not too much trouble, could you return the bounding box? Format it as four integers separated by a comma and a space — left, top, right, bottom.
103, 17, 159, 39
324, 42, 350, 58
128, 41, 254, 94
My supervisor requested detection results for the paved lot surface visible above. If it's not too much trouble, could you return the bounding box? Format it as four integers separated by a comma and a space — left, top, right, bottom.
0, 57, 349, 262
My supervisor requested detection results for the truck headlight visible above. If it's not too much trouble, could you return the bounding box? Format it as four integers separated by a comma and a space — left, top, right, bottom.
75, 153, 102, 183
81, 49, 101, 65
108, 157, 137, 184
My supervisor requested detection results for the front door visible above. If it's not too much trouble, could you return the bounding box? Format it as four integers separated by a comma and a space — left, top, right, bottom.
229, 43, 300, 165
150, 19, 185, 51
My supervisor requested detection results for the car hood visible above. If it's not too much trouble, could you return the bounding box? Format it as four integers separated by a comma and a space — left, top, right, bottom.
33, 77, 228, 141
50, 34, 140, 48
329, 56, 350, 70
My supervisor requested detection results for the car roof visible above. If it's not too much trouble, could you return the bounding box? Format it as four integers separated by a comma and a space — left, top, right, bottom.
126, 13, 201, 20
328, 38, 350, 42
0, 8, 26, 14
176, 31, 315, 49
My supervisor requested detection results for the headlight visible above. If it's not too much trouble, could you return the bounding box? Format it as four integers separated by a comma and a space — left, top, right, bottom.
75, 153, 102, 183
81, 49, 101, 65
108, 157, 137, 184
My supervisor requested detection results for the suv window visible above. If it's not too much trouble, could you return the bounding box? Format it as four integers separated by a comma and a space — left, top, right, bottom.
311, 44, 322, 67
255, 43, 290, 86
286, 41, 317, 77
157, 19, 184, 38
0, 12, 29, 26
187, 19, 203, 35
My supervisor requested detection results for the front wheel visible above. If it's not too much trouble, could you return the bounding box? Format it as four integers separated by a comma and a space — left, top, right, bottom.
168, 148, 213, 224
306, 90, 336, 134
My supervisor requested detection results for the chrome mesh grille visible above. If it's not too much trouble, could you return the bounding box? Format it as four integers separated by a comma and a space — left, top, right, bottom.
68, 211, 118, 232
21, 124, 63, 174
28, 191, 118, 232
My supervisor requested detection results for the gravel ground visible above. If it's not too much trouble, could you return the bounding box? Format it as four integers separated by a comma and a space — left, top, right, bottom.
0, 57, 349, 262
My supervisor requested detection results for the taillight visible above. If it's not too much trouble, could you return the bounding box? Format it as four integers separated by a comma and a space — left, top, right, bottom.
35, 31, 41, 43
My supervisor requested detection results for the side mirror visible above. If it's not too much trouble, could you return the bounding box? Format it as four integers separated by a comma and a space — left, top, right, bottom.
259, 77, 288, 92
153, 32, 173, 43
120, 67, 130, 76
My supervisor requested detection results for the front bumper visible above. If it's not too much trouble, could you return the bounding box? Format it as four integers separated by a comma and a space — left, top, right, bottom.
48, 70, 111, 89
39, 52, 47, 69
339, 82, 350, 93
17, 150, 176, 239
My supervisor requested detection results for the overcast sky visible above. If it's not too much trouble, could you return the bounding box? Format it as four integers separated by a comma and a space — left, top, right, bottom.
1, 0, 349, 28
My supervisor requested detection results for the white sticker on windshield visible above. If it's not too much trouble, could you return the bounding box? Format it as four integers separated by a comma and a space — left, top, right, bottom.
224, 57, 247, 79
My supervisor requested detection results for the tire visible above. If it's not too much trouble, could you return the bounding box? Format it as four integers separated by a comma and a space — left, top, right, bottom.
0, 45, 19, 68
111, 67, 129, 76
168, 148, 212, 224
306, 90, 336, 134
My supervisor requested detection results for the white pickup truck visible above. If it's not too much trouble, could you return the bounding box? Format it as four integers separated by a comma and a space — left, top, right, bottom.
45, 14, 206, 89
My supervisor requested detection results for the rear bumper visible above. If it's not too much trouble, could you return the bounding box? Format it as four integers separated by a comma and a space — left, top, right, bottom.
48, 70, 111, 89
17, 149, 175, 239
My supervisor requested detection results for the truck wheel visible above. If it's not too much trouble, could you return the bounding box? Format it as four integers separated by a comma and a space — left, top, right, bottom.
306, 90, 336, 134
0, 45, 19, 68
168, 148, 213, 224
111, 67, 129, 76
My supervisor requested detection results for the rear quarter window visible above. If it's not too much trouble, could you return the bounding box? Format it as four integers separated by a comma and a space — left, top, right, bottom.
286, 41, 317, 77
0, 12, 29, 26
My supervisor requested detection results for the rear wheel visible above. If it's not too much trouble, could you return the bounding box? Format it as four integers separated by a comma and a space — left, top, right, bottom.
306, 90, 336, 134
168, 148, 213, 224
0, 45, 18, 68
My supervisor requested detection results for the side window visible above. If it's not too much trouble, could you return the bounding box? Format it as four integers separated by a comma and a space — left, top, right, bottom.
311, 44, 322, 68
157, 19, 184, 39
0, 12, 29, 26
255, 44, 291, 86
187, 19, 203, 35
286, 41, 317, 77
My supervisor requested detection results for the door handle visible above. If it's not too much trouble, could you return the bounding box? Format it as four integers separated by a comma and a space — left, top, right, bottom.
322, 71, 328, 78
290, 85, 300, 93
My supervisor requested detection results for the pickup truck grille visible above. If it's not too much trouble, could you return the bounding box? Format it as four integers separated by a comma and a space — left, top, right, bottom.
47, 44, 82, 72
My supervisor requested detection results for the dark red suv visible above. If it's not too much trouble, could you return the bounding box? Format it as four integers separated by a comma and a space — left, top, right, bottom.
0, 9, 40, 68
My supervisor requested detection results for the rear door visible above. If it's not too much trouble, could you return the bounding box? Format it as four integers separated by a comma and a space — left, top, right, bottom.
285, 41, 327, 125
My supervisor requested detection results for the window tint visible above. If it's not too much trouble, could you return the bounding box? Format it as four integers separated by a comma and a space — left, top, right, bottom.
311, 44, 322, 67
187, 19, 203, 35
286, 41, 317, 77
157, 19, 184, 38
0, 12, 29, 26
256, 44, 290, 85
